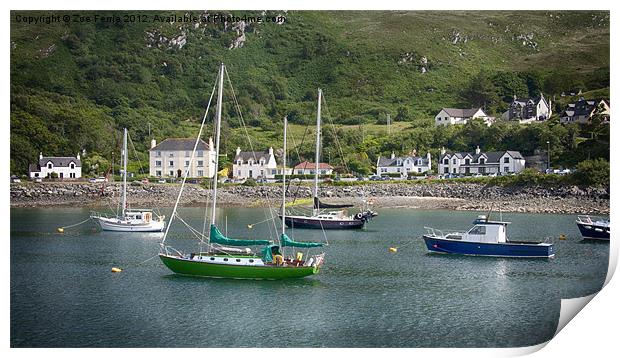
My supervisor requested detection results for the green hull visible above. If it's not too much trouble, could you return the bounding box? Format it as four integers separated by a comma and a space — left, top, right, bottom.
159, 254, 320, 280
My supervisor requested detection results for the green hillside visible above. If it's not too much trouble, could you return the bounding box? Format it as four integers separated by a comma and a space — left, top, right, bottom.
10, 10, 609, 175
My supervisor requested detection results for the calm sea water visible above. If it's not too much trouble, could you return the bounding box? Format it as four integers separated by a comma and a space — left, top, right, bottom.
10, 206, 608, 348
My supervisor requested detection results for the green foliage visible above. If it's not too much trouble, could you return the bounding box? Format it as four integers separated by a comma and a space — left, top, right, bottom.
9, 10, 609, 180
571, 159, 609, 187
242, 178, 257, 187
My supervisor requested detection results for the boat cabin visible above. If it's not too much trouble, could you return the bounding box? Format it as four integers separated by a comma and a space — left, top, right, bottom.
461, 215, 511, 243
125, 210, 153, 223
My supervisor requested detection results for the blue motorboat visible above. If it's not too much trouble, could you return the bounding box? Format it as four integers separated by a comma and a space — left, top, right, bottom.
576, 215, 610, 240
422, 215, 555, 258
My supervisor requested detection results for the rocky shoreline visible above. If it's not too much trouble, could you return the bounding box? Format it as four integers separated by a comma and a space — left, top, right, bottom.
9, 182, 609, 215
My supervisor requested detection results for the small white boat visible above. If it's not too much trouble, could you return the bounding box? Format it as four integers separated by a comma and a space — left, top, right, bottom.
576, 215, 610, 240
91, 128, 165, 232
91, 210, 165, 232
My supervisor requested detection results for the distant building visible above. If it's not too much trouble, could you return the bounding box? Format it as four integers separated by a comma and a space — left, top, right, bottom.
376, 151, 432, 177
149, 138, 216, 178
233, 147, 278, 179
559, 98, 610, 124
293, 161, 334, 176
435, 107, 493, 126
439, 147, 525, 175
501, 94, 551, 123
29, 153, 82, 179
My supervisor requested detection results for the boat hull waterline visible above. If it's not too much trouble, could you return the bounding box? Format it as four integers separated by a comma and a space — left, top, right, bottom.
422, 236, 555, 258
159, 254, 320, 280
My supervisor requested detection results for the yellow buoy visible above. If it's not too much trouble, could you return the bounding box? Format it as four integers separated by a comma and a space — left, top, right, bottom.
389, 247, 398, 253
111, 267, 122, 273
559, 234, 567, 241
57, 227, 64, 233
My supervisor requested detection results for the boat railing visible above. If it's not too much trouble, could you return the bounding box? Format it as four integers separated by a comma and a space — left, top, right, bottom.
424, 227, 467, 238
160, 244, 184, 257
577, 215, 594, 224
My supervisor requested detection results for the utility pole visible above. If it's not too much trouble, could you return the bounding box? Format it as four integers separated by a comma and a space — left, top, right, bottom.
546, 140, 550, 172
387, 113, 391, 136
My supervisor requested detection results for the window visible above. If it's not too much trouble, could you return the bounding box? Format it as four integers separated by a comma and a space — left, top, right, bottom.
417, 168, 422, 173
185, 161, 190, 167
47, 163, 52, 169
297, 170, 303, 175
169, 153, 173, 157
34, 173, 39, 177
70, 173, 75, 178
169, 161, 174, 166
197, 151, 203, 157
465, 159, 470, 165
259, 160, 265, 165
198, 170, 203, 177
156, 151, 161, 157
70, 163, 75, 169
469, 226, 486, 235
444, 168, 449, 174
210, 257, 215, 261
271, 169, 276, 175
197, 161, 203, 167
321, 170, 326, 174
156, 170, 162, 176
249, 259, 254, 263
452, 159, 456, 165
156, 161, 162, 166
443, 159, 449, 164
260, 170, 264, 176
480, 158, 485, 164
504, 157, 510, 163
223, 258, 228, 262
237, 160, 242, 166
59, 173, 64, 179
169, 170, 174, 176
236, 259, 241, 262
397, 168, 401, 173
504, 166, 509, 172
238, 170, 241, 176
185, 151, 190, 157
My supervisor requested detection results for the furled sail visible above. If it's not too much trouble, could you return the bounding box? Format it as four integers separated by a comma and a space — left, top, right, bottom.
280, 233, 324, 248
313, 196, 354, 210
209, 224, 271, 246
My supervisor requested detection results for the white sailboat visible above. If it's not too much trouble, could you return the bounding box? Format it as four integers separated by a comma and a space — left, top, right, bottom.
91, 128, 166, 232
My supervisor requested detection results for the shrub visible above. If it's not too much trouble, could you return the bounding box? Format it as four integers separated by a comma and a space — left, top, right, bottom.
242, 178, 257, 187
570, 159, 610, 187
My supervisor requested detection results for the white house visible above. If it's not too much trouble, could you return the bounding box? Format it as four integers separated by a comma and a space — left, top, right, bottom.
435, 107, 493, 126
233, 147, 278, 179
293, 161, 334, 176
149, 138, 216, 178
29, 153, 82, 179
376, 151, 432, 177
560, 98, 610, 124
439, 147, 525, 175
501, 94, 552, 123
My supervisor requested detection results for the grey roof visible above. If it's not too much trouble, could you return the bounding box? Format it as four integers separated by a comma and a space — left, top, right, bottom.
38, 156, 81, 167
441, 150, 523, 163
377, 155, 429, 167
441, 108, 485, 118
29, 164, 40, 172
561, 99, 608, 118
234, 150, 271, 164
150, 138, 210, 152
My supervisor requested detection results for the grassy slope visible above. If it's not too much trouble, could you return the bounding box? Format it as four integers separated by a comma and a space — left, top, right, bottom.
10, 10, 609, 174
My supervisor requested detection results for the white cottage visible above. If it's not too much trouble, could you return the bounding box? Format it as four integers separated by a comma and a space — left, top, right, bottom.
560, 98, 610, 124
233, 147, 278, 179
501, 94, 552, 123
149, 138, 217, 178
29, 153, 82, 179
376, 152, 432, 177
293, 161, 334, 176
435, 108, 493, 126
439, 147, 525, 175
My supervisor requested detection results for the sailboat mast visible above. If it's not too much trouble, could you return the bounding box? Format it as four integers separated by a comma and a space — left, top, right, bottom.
313, 88, 322, 216
122, 128, 128, 217
282, 117, 288, 235
211, 63, 225, 226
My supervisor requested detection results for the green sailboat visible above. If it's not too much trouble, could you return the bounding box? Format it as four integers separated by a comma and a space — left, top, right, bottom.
158, 63, 325, 279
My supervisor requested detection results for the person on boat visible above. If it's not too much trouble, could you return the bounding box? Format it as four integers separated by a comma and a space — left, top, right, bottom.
271, 245, 284, 266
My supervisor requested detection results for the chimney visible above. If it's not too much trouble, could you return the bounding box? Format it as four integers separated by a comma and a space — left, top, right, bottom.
39, 152, 43, 160
426, 152, 431, 163
440, 147, 446, 155
208, 137, 214, 151
390, 151, 395, 160
268, 147, 274, 156
236, 147, 241, 156
150, 139, 157, 149
77, 152, 80, 160
513, 94, 517, 101
475, 145, 481, 155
